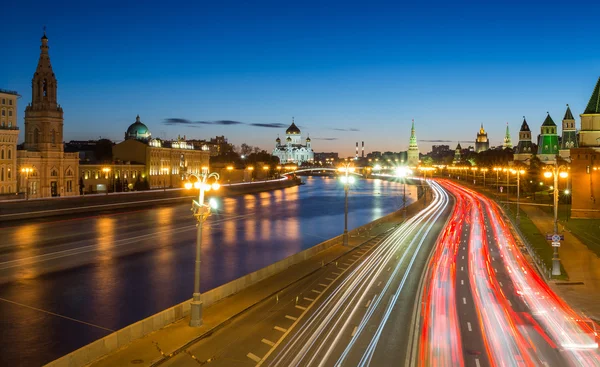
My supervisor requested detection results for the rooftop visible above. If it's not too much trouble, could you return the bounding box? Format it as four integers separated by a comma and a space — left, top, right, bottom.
0, 88, 19, 96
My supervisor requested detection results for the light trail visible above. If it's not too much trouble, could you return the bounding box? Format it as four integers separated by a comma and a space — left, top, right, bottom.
264, 181, 449, 366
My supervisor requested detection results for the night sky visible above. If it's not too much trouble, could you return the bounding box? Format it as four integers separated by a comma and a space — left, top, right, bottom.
2, 0, 599, 155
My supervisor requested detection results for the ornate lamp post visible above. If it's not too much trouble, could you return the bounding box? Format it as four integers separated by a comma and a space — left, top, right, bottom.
184, 168, 220, 327
338, 163, 356, 246
544, 164, 569, 277
21, 167, 32, 200
493, 167, 501, 192
481, 168, 488, 187
471, 167, 478, 184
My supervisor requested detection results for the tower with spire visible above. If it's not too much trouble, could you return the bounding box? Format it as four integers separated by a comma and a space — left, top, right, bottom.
17, 30, 79, 198
503, 123, 513, 149
453, 143, 462, 164
537, 113, 559, 163
560, 104, 578, 161
475, 124, 489, 153
407, 119, 419, 166
578, 77, 600, 147
514, 117, 534, 163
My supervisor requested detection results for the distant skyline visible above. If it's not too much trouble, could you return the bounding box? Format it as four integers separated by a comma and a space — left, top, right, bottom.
2, 0, 600, 156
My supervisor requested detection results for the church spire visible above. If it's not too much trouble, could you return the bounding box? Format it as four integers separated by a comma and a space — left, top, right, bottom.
584, 77, 600, 114
503, 122, 513, 149
31, 28, 58, 108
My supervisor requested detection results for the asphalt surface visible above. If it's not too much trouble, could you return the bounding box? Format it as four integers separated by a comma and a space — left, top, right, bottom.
159, 180, 453, 367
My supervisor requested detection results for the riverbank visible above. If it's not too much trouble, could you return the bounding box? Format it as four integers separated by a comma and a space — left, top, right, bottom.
45, 193, 429, 367
0, 178, 300, 222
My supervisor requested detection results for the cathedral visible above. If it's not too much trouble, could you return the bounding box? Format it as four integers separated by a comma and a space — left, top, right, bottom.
272, 119, 314, 164
16, 32, 79, 198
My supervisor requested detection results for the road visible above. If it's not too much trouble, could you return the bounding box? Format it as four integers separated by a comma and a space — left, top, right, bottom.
0, 177, 415, 367
158, 180, 452, 367
419, 180, 600, 367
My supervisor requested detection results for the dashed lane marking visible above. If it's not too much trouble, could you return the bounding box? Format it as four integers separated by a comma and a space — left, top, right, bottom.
499, 282, 503, 287
462, 255, 465, 260
461, 280, 464, 285
494, 268, 498, 273
377, 281, 382, 287
387, 267, 391, 272
311, 289, 322, 294
461, 266, 464, 271
351, 326, 358, 337
325, 277, 334, 281
318, 283, 328, 287
463, 297, 467, 305
285, 315, 297, 321
261, 338, 275, 347
295, 305, 307, 311
247, 353, 262, 363
274, 326, 288, 333
475, 358, 481, 367
303, 297, 315, 302
467, 322, 472, 332
365, 299, 372, 308
332, 272, 341, 276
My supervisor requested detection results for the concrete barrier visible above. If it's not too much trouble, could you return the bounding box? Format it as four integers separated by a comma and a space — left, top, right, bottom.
44, 203, 410, 367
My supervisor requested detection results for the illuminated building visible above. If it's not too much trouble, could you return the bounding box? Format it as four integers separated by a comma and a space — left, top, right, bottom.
0, 89, 19, 196
514, 117, 534, 163
475, 124, 489, 153
407, 120, 419, 166
537, 113, 559, 164
272, 118, 314, 164
559, 104, 578, 161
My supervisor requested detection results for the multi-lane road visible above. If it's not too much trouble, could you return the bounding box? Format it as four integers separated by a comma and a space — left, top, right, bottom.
420, 180, 600, 367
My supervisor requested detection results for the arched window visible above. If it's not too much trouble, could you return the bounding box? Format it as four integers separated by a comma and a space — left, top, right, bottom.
7, 169, 10, 179
1, 167, 4, 181
7, 149, 11, 159
1, 149, 3, 159
43, 79, 48, 97
51, 169, 58, 177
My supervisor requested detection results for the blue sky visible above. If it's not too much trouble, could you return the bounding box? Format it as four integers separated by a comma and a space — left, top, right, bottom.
2, 0, 599, 156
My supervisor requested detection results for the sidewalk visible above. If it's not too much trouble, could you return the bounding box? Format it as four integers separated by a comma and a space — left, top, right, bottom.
519, 204, 600, 321
448, 177, 600, 321
49, 198, 427, 367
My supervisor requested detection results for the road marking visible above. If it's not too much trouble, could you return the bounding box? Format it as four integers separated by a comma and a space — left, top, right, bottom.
318, 283, 328, 287
377, 281, 382, 287
303, 297, 314, 302
285, 315, 297, 321
387, 267, 391, 272
343, 262, 352, 267
351, 326, 358, 337
295, 305, 307, 311
467, 322, 472, 331
461, 266, 464, 271
462, 255, 465, 260
274, 326, 287, 332
332, 272, 341, 276
475, 358, 481, 367
461, 279, 464, 285
261, 338, 275, 347
247, 353, 262, 363
311, 289, 321, 294
463, 247, 466, 250
365, 299, 372, 308
462, 297, 467, 305
325, 277, 334, 281
492, 256, 496, 261
494, 268, 498, 273
352, 254, 360, 258
499, 281, 503, 287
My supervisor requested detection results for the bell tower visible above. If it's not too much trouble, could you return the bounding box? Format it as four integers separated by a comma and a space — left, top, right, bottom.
24, 29, 64, 152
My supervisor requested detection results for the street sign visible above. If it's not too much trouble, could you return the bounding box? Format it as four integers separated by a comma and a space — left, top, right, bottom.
546, 234, 565, 241
546, 234, 553, 240
552, 241, 561, 247
500, 186, 504, 193
552, 234, 561, 242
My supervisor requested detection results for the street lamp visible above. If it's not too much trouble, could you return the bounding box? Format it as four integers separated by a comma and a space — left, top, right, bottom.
102, 167, 111, 195
543, 164, 569, 277
481, 168, 488, 187
184, 169, 220, 327
338, 163, 356, 246
21, 167, 32, 200
511, 169, 525, 224
493, 167, 501, 192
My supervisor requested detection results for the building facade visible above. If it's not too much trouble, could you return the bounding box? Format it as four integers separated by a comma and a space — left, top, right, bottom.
475, 124, 489, 153
560, 105, 578, 161
578, 77, 600, 148
0, 90, 19, 196
570, 148, 600, 218
407, 120, 419, 166
17, 32, 79, 198
537, 114, 559, 164
453, 143, 462, 164
272, 119, 314, 164
514, 117, 534, 163
112, 115, 210, 189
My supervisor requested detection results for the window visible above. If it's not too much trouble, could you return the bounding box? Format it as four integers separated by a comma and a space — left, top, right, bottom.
43, 79, 47, 97
1, 167, 3, 181
1, 150, 3, 159
66, 180, 73, 192
7, 150, 11, 159
1, 99, 4, 104
8, 111, 12, 117
51, 170, 58, 177
32, 182, 37, 195
8, 100, 11, 105
1, 110, 4, 116
7, 168, 10, 179
7, 121, 11, 128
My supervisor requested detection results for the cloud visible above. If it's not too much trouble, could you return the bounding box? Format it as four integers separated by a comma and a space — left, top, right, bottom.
312, 137, 338, 140
332, 128, 360, 132
215, 120, 244, 125
249, 123, 287, 128
164, 118, 193, 125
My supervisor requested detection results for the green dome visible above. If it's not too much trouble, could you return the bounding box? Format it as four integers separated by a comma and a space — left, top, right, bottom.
125, 115, 151, 141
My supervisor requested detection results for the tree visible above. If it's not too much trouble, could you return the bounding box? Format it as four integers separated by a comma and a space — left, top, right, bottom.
240, 143, 253, 156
